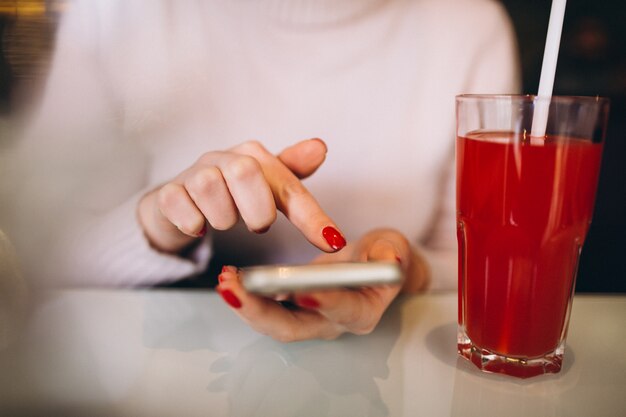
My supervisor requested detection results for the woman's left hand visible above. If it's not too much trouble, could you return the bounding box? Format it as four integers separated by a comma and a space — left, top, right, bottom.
215, 228, 430, 342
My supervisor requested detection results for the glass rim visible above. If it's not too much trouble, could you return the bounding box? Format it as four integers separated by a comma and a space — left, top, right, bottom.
456, 94, 610, 105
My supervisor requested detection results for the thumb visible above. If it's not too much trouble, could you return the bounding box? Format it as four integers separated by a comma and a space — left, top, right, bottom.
278, 138, 327, 179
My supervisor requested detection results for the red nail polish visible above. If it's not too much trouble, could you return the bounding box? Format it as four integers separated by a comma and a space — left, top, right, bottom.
322, 226, 346, 251
221, 265, 239, 275
218, 274, 225, 283
197, 224, 207, 237
296, 296, 320, 309
218, 288, 242, 309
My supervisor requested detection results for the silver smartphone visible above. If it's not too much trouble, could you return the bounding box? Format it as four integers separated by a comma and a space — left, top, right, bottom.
241, 262, 403, 295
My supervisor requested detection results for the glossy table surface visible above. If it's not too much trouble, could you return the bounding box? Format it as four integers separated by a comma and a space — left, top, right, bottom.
1, 289, 625, 417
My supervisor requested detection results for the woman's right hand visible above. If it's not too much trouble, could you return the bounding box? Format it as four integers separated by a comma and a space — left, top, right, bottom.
137, 138, 346, 254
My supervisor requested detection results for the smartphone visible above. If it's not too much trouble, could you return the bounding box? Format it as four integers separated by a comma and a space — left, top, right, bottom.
241, 262, 403, 295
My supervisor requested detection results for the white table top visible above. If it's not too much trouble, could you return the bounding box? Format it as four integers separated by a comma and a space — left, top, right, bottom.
1, 289, 625, 417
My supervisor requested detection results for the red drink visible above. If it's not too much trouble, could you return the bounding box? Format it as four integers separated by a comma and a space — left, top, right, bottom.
456, 132, 603, 376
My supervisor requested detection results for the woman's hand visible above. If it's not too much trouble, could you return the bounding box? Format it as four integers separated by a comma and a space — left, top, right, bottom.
215, 228, 430, 342
137, 138, 345, 254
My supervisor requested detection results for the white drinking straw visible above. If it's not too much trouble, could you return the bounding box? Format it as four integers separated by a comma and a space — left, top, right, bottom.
530, 0, 568, 139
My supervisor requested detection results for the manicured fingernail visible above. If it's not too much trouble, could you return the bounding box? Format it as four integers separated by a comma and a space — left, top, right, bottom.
218, 273, 225, 283
218, 288, 242, 309
296, 296, 320, 309
322, 226, 346, 251
222, 265, 238, 274
197, 224, 207, 237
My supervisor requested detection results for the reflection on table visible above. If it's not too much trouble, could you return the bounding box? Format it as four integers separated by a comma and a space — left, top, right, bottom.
0, 290, 624, 416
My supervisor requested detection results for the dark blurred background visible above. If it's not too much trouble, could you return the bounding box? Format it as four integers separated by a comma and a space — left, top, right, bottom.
1, 0, 624, 292
501, 0, 626, 292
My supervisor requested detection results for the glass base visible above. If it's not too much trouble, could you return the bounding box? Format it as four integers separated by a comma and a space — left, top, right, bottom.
457, 327, 564, 378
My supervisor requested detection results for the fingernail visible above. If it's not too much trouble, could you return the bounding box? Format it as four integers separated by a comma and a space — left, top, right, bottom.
309, 137, 327, 149
253, 225, 270, 234
322, 226, 346, 251
218, 273, 225, 283
222, 265, 238, 274
197, 224, 207, 237
218, 287, 242, 309
296, 296, 320, 309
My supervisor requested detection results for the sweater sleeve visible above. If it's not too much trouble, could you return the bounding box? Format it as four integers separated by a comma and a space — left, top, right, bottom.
12, 0, 211, 287
49, 192, 212, 287
421, 1, 522, 291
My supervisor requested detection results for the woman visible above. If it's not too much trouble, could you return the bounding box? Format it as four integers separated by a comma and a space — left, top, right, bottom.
12, 0, 520, 340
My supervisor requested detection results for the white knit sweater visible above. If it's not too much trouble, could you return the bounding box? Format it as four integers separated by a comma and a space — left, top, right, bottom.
15, 0, 520, 288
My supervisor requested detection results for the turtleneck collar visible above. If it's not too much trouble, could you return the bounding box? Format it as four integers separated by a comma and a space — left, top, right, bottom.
230, 0, 390, 29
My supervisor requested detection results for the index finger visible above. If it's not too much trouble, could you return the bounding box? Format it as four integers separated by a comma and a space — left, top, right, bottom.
231, 141, 346, 252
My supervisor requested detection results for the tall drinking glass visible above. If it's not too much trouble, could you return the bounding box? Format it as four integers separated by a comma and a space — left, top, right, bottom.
456, 95, 609, 378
